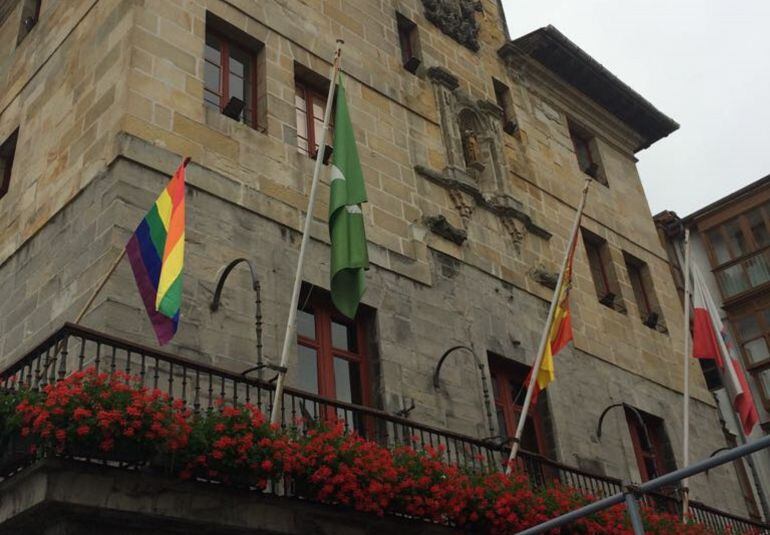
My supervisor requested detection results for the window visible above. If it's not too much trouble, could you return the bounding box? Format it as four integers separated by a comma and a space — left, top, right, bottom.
396, 13, 420, 74
698, 358, 723, 391
623, 252, 664, 330
296, 285, 370, 431
568, 121, 606, 186
17, 0, 42, 45
295, 65, 333, 161
730, 303, 770, 410
582, 229, 623, 312
204, 21, 260, 128
0, 129, 18, 199
704, 202, 770, 299
493, 78, 518, 135
488, 355, 548, 455
625, 407, 675, 482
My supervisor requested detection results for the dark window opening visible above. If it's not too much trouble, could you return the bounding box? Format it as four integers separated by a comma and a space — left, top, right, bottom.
17, 0, 42, 45
295, 64, 333, 162
0, 129, 18, 199
568, 121, 606, 186
493, 78, 518, 135
581, 229, 623, 312
488, 354, 549, 456
625, 407, 676, 482
396, 13, 420, 74
623, 252, 664, 330
699, 358, 723, 391
204, 15, 263, 129
296, 284, 372, 433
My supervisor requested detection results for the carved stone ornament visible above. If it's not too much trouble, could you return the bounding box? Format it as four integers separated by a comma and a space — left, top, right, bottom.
529, 265, 558, 290
448, 188, 475, 228
501, 216, 526, 252
421, 0, 482, 51
424, 214, 468, 245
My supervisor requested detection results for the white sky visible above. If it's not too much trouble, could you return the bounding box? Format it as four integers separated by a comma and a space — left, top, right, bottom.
501, 1, 770, 217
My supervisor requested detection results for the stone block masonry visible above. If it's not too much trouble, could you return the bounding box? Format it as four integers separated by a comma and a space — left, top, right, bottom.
0, 0, 751, 519
0, 141, 750, 516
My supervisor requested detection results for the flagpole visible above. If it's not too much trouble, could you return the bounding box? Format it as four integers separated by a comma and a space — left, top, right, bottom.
693, 265, 770, 521
681, 229, 692, 519
270, 40, 344, 426
506, 178, 591, 472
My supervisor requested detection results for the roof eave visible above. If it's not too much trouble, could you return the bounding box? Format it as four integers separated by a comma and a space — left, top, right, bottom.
501, 25, 679, 152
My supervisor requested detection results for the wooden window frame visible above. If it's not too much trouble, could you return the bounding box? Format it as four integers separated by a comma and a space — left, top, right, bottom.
295, 80, 333, 160
204, 27, 260, 129
489, 357, 547, 455
0, 129, 18, 199
568, 121, 606, 185
729, 300, 770, 410
701, 199, 770, 301
296, 291, 371, 408
625, 408, 672, 482
623, 252, 663, 329
493, 78, 518, 135
582, 229, 622, 311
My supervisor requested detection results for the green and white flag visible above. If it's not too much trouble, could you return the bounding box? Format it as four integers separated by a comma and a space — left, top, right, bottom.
329, 74, 368, 318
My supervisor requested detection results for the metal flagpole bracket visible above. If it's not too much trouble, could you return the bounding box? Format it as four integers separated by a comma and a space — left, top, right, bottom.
210, 258, 264, 379
432, 345, 496, 437
596, 402, 655, 453
241, 363, 287, 384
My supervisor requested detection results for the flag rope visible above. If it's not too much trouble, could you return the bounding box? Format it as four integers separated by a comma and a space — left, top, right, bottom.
506, 177, 591, 470
270, 40, 345, 425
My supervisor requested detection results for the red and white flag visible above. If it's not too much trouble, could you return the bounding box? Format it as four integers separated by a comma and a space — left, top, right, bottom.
691, 268, 759, 435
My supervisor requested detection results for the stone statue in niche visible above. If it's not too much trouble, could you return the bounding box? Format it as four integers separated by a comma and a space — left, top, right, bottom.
458, 109, 486, 178
462, 129, 484, 173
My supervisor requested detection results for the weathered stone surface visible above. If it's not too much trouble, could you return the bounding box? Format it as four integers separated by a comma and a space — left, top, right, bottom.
421, 0, 481, 51
424, 214, 467, 245
0, 459, 454, 535
0, 0, 754, 521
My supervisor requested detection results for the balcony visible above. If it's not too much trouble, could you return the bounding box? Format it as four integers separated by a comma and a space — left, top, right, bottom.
1, 323, 768, 534
715, 248, 770, 301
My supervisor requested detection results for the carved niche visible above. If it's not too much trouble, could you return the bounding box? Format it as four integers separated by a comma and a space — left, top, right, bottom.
427, 67, 508, 196
420, 66, 554, 250
421, 0, 482, 51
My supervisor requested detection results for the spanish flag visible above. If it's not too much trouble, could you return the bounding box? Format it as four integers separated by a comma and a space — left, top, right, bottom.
125, 158, 188, 345
532, 238, 577, 402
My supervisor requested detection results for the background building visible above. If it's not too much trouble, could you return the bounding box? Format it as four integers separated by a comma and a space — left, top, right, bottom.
656, 175, 770, 521
0, 0, 764, 531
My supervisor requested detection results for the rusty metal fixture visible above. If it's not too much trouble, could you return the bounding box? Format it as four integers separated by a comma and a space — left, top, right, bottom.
433, 345, 495, 438
210, 258, 263, 378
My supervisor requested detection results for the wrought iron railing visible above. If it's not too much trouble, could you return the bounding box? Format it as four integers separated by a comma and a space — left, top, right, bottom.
1, 323, 768, 533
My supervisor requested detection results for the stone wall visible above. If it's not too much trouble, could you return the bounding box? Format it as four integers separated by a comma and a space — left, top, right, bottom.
1, 142, 747, 513
0, 0, 750, 517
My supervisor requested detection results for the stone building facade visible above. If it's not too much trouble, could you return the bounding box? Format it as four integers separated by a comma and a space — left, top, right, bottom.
0, 0, 758, 527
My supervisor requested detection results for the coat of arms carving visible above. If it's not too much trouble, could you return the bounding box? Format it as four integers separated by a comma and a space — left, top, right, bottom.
421, 0, 482, 51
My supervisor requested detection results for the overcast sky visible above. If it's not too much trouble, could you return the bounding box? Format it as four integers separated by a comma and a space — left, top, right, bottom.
501, 1, 770, 217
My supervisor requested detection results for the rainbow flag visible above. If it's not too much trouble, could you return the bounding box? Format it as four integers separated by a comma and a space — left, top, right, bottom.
125, 158, 188, 345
